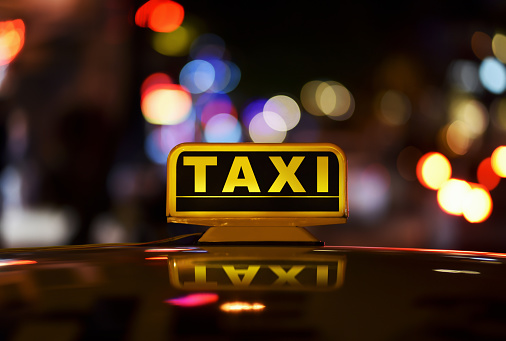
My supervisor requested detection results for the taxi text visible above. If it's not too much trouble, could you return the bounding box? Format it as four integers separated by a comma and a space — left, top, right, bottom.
183, 156, 329, 193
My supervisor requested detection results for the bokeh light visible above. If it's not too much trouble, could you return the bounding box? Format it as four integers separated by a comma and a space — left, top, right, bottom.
206, 59, 241, 93
471, 31, 493, 60
349, 164, 391, 220
141, 84, 192, 125
145, 117, 196, 164
491, 145, 506, 177
220, 302, 265, 313
166, 293, 218, 307
377, 90, 411, 126
241, 98, 268, 128
462, 185, 492, 223
152, 25, 196, 57
135, 0, 184, 33
318, 81, 355, 121
437, 179, 471, 216
449, 98, 488, 139
204, 113, 242, 142
445, 121, 472, 156
417, 152, 452, 190
263, 95, 300, 132
477, 157, 500, 191
141, 72, 173, 99
449, 60, 480, 93
492, 33, 506, 64
479, 57, 506, 94
198, 93, 235, 126
180, 59, 215, 94
301, 80, 325, 116
0, 19, 25, 66
249, 112, 286, 143
300, 80, 355, 120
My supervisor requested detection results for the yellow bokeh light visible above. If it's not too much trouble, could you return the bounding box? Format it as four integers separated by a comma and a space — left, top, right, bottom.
152, 26, 196, 57
491, 145, 506, 177
301, 80, 355, 120
377, 90, 411, 126
446, 121, 471, 156
449, 98, 488, 139
437, 179, 472, 216
318, 81, 354, 121
319, 83, 339, 114
141, 86, 192, 125
301, 80, 325, 116
492, 33, 506, 64
220, 302, 265, 313
416, 152, 452, 190
462, 186, 492, 223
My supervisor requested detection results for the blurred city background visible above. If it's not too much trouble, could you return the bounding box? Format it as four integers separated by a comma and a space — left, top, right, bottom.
0, 0, 506, 251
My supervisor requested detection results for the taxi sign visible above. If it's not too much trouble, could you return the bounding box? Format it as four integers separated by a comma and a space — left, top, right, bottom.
167, 143, 347, 227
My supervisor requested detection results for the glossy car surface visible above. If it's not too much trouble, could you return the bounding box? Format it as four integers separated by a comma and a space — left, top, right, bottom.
0, 233, 505, 341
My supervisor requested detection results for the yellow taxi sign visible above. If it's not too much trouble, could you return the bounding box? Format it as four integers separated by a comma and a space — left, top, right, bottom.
166, 143, 347, 226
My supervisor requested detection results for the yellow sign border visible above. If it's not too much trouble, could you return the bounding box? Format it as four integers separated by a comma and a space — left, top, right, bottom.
166, 143, 348, 226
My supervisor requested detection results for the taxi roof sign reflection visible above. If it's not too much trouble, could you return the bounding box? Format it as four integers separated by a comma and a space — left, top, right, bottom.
166, 143, 348, 226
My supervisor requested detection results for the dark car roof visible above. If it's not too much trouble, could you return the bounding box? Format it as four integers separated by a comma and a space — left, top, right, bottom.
0, 234, 506, 340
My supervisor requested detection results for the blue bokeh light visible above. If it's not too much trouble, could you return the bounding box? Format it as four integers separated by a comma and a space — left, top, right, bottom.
204, 114, 242, 142
479, 57, 506, 94
221, 61, 241, 93
241, 98, 268, 128
145, 112, 196, 164
179, 60, 215, 94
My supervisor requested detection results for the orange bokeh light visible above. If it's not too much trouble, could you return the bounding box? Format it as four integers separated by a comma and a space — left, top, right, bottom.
477, 157, 500, 191
135, 0, 184, 33
0, 19, 25, 66
416, 152, 452, 190
220, 302, 266, 313
437, 180, 493, 223
471, 31, 493, 60
437, 179, 471, 216
462, 185, 492, 223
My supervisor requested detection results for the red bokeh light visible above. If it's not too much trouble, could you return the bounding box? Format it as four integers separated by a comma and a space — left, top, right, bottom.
140, 72, 173, 100
0, 19, 25, 66
477, 157, 501, 191
166, 293, 218, 307
135, 0, 184, 33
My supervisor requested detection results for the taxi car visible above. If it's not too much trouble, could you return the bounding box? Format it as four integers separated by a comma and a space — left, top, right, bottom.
0, 143, 506, 341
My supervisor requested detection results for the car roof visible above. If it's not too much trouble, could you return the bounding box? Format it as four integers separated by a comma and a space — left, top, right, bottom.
1, 237, 506, 340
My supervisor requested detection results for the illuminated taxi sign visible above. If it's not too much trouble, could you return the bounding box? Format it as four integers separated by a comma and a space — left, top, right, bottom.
166, 143, 347, 226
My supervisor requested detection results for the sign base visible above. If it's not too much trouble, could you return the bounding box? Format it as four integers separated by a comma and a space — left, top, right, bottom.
197, 226, 323, 245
